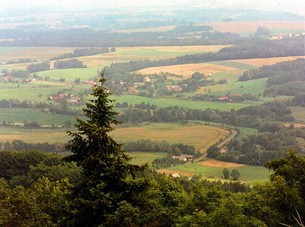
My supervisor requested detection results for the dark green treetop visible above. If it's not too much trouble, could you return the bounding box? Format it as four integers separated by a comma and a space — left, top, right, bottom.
66, 73, 147, 225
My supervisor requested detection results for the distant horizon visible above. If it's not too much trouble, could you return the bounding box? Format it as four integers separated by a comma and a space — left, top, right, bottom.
0, 0, 305, 16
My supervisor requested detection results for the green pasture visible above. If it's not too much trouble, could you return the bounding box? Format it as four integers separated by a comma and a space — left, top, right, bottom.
235, 127, 258, 140
0, 108, 75, 125
36, 68, 99, 82
112, 95, 252, 111
211, 61, 255, 70
203, 78, 268, 96
0, 85, 68, 102
167, 162, 270, 183
0, 80, 92, 102
128, 152, 167, 165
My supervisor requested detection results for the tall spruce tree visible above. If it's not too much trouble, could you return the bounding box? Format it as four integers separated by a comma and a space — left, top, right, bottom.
66, 73, 147, 226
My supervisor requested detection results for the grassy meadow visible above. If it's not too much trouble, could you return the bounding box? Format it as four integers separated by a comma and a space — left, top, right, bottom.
162, 159, 271, 183
128, 152, 167, 165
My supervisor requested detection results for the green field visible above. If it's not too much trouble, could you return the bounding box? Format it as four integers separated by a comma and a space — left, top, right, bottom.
128, 152, 167, 165
236, 127, 258, 140
36, 68, 100, 82
0, 108, 75, 125
211, 60, 255, 70
112, 95, 253, 111
167, 162, 270, 183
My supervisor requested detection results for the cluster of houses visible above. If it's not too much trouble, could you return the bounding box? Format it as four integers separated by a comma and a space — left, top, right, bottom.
48, 93, 81, 104
217, 93, 241, 102
171, 154, 194, 162
269, 32, 305, 40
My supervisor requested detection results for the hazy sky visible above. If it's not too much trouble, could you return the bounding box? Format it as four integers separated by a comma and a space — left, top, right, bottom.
1, 0, 305, 15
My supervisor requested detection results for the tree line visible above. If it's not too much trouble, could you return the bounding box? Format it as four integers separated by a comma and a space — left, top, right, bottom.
50, 47, 116, 60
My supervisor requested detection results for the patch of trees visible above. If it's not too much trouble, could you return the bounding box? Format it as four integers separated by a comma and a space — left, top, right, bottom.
0, 28, 243, 47
1, 69, 29, 78
54, 59, 87, 69
118, 101, 293, 127
0, 150, 63, 180
0, 140, 66, 152
223, 168, 241, 180
24, 120, 40, 128
288, 94, 305, 107
208, 127, 305, 165
124, 139, 200, 157
26, 61, 50, 73
50, 47, 115, 60
239, 58, 305, 83
6, 58, 35, 64
239, 58, 305, 97
0, 99, 47, 108
192, 93, 259, 103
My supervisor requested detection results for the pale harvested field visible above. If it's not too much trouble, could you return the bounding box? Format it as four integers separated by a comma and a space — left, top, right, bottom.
0, 130, 69, 143
112, 123, 229, 152
157, 169, 195, 177
137, 63, 236, 78
199, 160, 244, 168
206, 21, 305, 33
232, 56, 305, 67
0, 47, 77, 63
284, 123, 305, 128
116, 45, 230, 53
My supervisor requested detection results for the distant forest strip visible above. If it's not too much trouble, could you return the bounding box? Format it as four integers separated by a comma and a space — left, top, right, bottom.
104, 36, 305, 78
0, 27, 242, 46
50, 47, 116, 60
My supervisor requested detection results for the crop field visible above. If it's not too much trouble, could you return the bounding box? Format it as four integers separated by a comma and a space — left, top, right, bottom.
127, 152, 167, 165
0, 46, 77, 63
137, 63, 237, 78
290, 107, 305, 124
206, 21, 305, 34
0, 122, 229, 152
0, 127, 70, 143
161, 159, 271, 183
232, 56, 305, 67
111, 123, 229, 152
